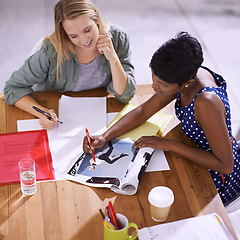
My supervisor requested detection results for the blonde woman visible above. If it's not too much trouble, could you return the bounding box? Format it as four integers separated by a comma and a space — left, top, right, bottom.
4, 0, 136, 130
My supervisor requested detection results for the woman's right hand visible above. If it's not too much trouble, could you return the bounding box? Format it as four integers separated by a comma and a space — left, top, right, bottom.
83, 134, 107, 153
38, 109, 58, 130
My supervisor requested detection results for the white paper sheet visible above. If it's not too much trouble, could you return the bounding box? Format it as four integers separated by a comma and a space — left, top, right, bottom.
17, 119, 42, 131
147, 149, 170, 172
47, 127, 83, 180
58, 95, 107, 138
138, 213, 234, 240
17, 118, 169, 180
107, 112, 117, 126
17, 119, 82, 180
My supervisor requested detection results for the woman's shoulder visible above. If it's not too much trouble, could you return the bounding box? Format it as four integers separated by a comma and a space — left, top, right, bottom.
28, 37, 58, 62
41, 38, 57, 54
194, 89, 225, 116
25, 38, 57, 65
109, 24, 126, 34
108, 24, 129, 41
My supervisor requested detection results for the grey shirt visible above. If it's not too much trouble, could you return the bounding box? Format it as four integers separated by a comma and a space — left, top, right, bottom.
4, 25, 136, 104
73, 55, 108, 92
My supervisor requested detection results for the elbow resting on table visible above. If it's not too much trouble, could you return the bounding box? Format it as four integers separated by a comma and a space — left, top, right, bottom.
220, 160, 234, 175
223, 166, 234, 175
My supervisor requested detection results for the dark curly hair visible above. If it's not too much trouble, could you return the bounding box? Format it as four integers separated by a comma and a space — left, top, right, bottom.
149, 32, 204, 84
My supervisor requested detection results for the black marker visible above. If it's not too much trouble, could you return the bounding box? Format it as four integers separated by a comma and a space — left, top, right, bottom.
33, 106, 63, 124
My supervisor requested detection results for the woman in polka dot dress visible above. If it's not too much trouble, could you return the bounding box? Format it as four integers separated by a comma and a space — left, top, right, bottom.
83, 32, 240, 205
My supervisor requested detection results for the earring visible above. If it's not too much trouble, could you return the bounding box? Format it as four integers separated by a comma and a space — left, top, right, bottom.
185, 85, 189, 88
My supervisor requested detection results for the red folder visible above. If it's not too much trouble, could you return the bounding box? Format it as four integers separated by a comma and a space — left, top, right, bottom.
0, 130, 55, 185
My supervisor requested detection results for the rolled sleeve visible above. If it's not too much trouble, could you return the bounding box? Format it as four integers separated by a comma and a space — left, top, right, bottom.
4, 41, 52, 105
107, 75, 136, 104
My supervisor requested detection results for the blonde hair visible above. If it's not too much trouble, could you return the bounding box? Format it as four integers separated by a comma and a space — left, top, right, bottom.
45, 0, 107, 80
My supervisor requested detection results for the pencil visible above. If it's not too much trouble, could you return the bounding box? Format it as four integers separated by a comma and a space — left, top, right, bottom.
108, 202, 118, 230
106, 206, 112, 223
108, 201, 122, 229
100, 208, 116, 230
103, 220, 115, 230
215, 214, 235, 240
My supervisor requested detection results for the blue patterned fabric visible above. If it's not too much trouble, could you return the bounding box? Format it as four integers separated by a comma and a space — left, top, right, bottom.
175, 66, 240, 204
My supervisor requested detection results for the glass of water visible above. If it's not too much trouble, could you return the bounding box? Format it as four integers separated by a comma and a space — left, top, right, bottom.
18, 158, 37, 195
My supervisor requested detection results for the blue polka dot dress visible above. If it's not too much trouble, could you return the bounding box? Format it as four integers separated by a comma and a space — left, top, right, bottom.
175, 66, 240, 205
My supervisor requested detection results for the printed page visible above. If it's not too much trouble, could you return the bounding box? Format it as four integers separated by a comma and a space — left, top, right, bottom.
65, 139, 135, 188
138, 213, 233, 240
111, 147, 155, 195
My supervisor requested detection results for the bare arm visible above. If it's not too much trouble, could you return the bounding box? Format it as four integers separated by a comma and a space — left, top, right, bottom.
109, 55, 127, 96
83, 92, 177, 152
14, 95, 58, 130
134, 92, 234, 174
97, 35, 127, 95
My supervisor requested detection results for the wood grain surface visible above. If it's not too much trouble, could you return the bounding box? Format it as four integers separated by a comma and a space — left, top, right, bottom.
0, 86, 237, 240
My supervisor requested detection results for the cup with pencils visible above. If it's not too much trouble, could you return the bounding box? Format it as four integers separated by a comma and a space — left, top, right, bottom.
100, 201, 138, 240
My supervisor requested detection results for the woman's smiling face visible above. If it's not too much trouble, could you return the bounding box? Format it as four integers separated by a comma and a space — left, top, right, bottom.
62, 15, 99, 51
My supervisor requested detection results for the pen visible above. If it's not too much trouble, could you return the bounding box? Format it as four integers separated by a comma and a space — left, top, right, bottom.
215, 214, 235, 240
100, 209, 116, 230
85, 128, 96, 162
33, 106, 63, 124
108, 203, 118, 229
106, 206, 114, 225
108, 201, 122, 229
99, 209, 105, 220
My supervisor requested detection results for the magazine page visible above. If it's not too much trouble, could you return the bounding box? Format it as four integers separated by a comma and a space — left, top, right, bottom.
65, 139, 165, 195
65, 138, 136, 190
110, 147, 155, 195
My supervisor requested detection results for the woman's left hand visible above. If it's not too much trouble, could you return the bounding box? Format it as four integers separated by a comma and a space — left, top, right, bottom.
133, 136, 172, 152
97, 35, 117, 62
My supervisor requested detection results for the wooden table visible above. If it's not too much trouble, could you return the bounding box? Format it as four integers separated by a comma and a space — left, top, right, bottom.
0, 86, 237, 240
